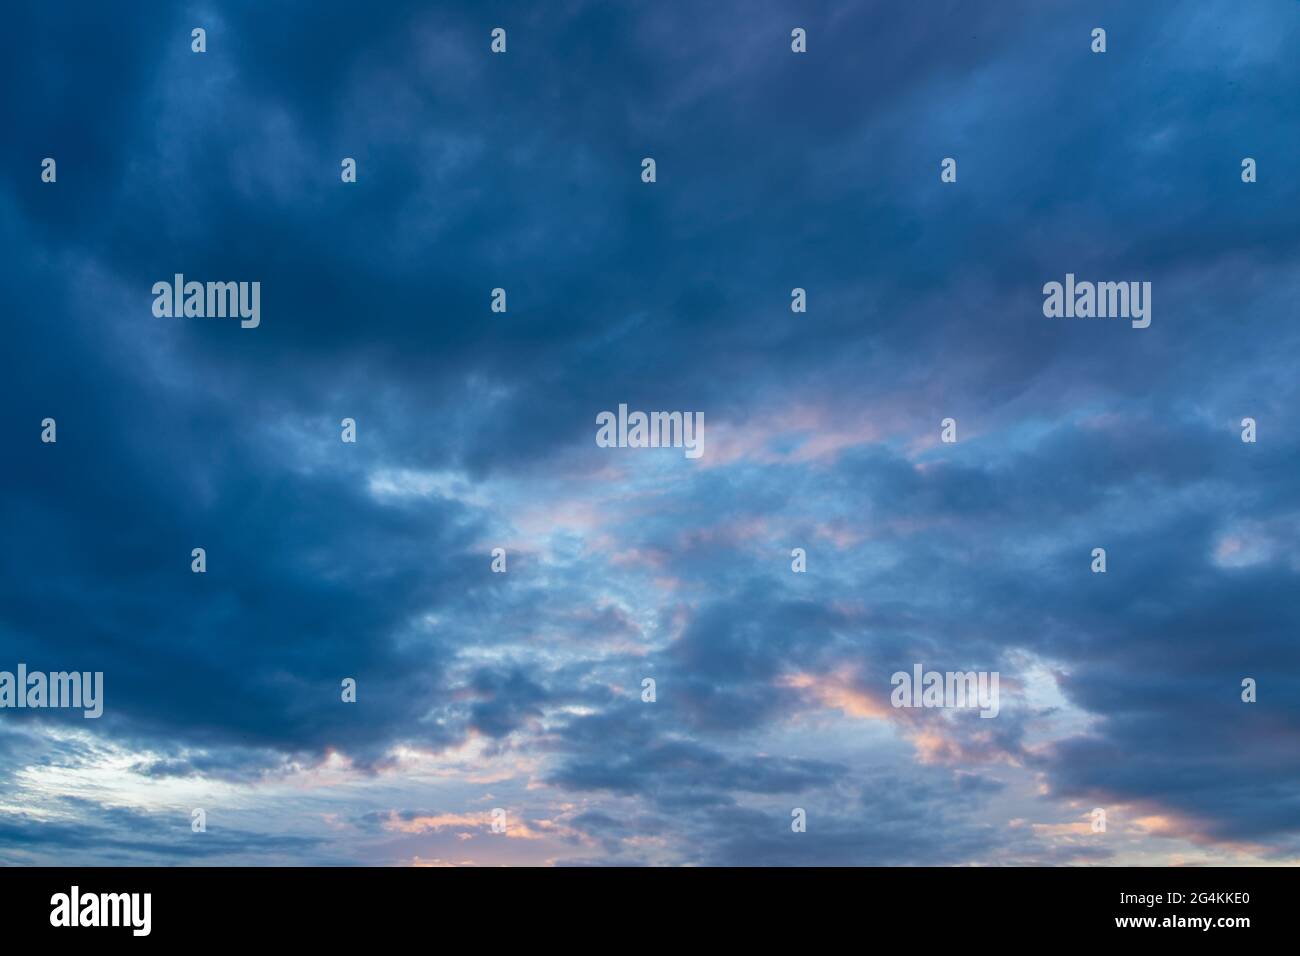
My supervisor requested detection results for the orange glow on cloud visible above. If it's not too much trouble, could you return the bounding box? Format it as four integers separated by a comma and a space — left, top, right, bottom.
780, 671, 891, 720
381, 810, 545, 840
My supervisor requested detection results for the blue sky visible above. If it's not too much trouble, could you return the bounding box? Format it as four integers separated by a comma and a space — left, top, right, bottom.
1, 0, 1298, 865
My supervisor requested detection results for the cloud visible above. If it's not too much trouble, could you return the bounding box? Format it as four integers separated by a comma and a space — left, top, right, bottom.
1, 0, 1298, 865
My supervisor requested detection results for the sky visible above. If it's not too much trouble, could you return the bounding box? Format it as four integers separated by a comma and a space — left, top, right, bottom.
1, 0, 1298, 866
